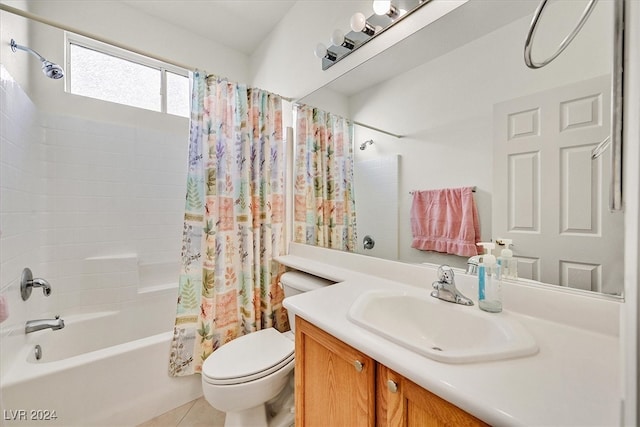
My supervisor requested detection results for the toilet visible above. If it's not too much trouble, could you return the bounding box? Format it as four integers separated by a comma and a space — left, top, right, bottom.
201, 271, 334, 427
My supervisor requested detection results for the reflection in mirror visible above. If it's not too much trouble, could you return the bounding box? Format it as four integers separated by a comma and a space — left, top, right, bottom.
297, 0, 624, 296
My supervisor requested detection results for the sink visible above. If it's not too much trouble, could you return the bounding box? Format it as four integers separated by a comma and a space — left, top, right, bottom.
348, 289, 538, 363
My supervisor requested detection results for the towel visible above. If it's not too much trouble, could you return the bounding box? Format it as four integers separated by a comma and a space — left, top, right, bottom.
410, 187, 480, 257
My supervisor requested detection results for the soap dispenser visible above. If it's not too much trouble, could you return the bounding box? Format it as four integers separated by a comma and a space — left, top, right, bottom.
476, 242, 502, 313
497, 238, 518, 279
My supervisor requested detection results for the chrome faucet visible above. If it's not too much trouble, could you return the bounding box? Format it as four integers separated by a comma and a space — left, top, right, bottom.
466, 255, 481, 275
25, 316, 65, 334
431, 265, 474, 306
20, 268, 52, 301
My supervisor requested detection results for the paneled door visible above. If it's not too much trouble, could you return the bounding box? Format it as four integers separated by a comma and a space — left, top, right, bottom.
493, 75, 624, 294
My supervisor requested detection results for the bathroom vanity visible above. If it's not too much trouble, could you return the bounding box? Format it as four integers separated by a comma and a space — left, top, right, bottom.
295, 316, 487, 426
280, 243, 621, 426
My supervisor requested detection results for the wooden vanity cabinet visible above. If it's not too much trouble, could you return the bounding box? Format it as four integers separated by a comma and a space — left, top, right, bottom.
295, 316, 376, 426
377, 364, 488, 427
295, 316, 488, 427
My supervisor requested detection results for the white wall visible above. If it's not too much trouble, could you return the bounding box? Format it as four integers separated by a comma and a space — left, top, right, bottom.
0, 1, 30, 92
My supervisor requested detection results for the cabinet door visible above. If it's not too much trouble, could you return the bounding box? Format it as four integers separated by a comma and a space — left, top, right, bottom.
377, 365, 488, 427
295, 316, 376, 427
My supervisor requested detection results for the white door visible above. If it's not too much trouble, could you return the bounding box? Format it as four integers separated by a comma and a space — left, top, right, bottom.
493, 75, 624, 295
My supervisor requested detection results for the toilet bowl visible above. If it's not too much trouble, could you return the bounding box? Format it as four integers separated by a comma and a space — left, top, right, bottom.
201, 271, 334, 427
202, 328, 295, 427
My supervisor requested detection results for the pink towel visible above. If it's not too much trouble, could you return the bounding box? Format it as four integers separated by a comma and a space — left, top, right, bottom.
410, 187, 480, 257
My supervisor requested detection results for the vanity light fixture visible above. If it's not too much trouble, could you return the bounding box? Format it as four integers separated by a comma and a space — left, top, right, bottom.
314, 0, 431, 70
350, 12, 376, 36
331, 30, 355, 50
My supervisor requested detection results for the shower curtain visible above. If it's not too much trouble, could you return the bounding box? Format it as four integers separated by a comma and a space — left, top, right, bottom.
169, 72, 288, 377
293, 104, 357, 251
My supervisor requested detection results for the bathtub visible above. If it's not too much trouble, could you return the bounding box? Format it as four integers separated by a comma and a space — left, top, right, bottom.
0, 286, 202, 426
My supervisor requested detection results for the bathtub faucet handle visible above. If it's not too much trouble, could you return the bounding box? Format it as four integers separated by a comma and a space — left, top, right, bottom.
20, 268, 52, 300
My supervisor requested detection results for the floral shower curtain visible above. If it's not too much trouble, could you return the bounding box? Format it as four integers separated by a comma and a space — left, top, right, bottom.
169, 72, 289, 377
293, 104, 357, 251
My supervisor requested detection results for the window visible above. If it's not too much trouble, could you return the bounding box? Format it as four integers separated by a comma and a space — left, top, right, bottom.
66, 33, 190, 118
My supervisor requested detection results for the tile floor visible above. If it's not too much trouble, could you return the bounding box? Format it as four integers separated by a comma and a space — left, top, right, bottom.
137, 397, 225, 427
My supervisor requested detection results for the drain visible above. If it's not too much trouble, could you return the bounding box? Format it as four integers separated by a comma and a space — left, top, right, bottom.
34, 344, 42, 360
431, 346, 443, 352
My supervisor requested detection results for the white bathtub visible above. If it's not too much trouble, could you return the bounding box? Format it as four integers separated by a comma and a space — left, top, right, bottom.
0, 287, 202, 426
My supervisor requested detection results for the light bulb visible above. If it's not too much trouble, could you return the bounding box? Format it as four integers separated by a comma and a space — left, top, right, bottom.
313, 43, 336, 61
314, 43, 327, 59
350, 12, 375, 36
373, 0, 391, 15
331, 29, 345, 46
350, 12, 366, 32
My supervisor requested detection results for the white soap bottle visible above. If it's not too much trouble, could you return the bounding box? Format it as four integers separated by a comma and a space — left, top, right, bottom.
476, 242, 502, 313
497, 238, 518, 279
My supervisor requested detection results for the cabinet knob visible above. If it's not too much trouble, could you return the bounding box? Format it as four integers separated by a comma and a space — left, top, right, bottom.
353, 360, 364, 372
387, 380, 398, 393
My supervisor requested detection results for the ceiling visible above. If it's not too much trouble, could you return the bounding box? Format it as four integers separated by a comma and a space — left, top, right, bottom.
120, 0, 298, 55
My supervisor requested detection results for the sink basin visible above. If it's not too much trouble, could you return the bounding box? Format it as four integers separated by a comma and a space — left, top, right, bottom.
348, 289, 538, 363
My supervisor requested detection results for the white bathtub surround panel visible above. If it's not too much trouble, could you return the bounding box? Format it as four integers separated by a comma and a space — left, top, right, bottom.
35, 112, 187, 315
283, 278, 620, 426
139, 260, 181, 290
132, 126, 188, 265
39, 112, 187, 267
0, 65, 44, 375
279, 243, 620, 337
83, 253, 138, 274
354, 155, 399, 260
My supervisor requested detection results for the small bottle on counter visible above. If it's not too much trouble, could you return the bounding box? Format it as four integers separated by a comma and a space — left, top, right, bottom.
477, 242, 502, 313
497, 238, 518, 280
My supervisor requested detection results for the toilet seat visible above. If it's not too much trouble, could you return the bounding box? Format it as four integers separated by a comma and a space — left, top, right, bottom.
202, 328, 294, 386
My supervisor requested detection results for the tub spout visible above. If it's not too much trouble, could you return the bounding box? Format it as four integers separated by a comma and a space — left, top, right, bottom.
25, 315, 64, 334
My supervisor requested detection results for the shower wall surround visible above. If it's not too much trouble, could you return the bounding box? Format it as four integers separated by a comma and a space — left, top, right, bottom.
37, 110, 187, 308
353, 155, 399, 259
0, 65, 190, 375
0, 65, 43, 374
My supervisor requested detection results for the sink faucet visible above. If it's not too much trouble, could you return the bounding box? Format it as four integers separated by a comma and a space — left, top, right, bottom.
25, 316, 65, 334
431, 265, 474, 306
466, 255, 480, 275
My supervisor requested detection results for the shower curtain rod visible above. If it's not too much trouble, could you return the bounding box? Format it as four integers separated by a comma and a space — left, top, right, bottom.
354, 121, 403, 139
0, 2, 295, 102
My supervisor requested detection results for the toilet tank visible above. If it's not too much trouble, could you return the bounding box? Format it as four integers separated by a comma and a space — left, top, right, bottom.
280, 271, 335, 298
280, 271, 335, 331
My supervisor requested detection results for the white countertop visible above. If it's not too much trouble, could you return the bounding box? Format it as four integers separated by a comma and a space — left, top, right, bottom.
280, 252, 620, 426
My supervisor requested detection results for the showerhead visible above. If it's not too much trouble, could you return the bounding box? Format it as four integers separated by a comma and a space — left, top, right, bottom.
10, 39, 65, 80
42, 61, 64, 79
359, 139, 374, 150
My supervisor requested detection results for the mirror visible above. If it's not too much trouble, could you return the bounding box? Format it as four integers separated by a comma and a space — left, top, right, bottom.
298, 0, 624, 296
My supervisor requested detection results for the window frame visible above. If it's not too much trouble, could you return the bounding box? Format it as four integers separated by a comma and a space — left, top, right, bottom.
64, 32, 190, 116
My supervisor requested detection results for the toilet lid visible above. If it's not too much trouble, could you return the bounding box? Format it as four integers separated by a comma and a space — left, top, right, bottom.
202, 328, 294, 385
